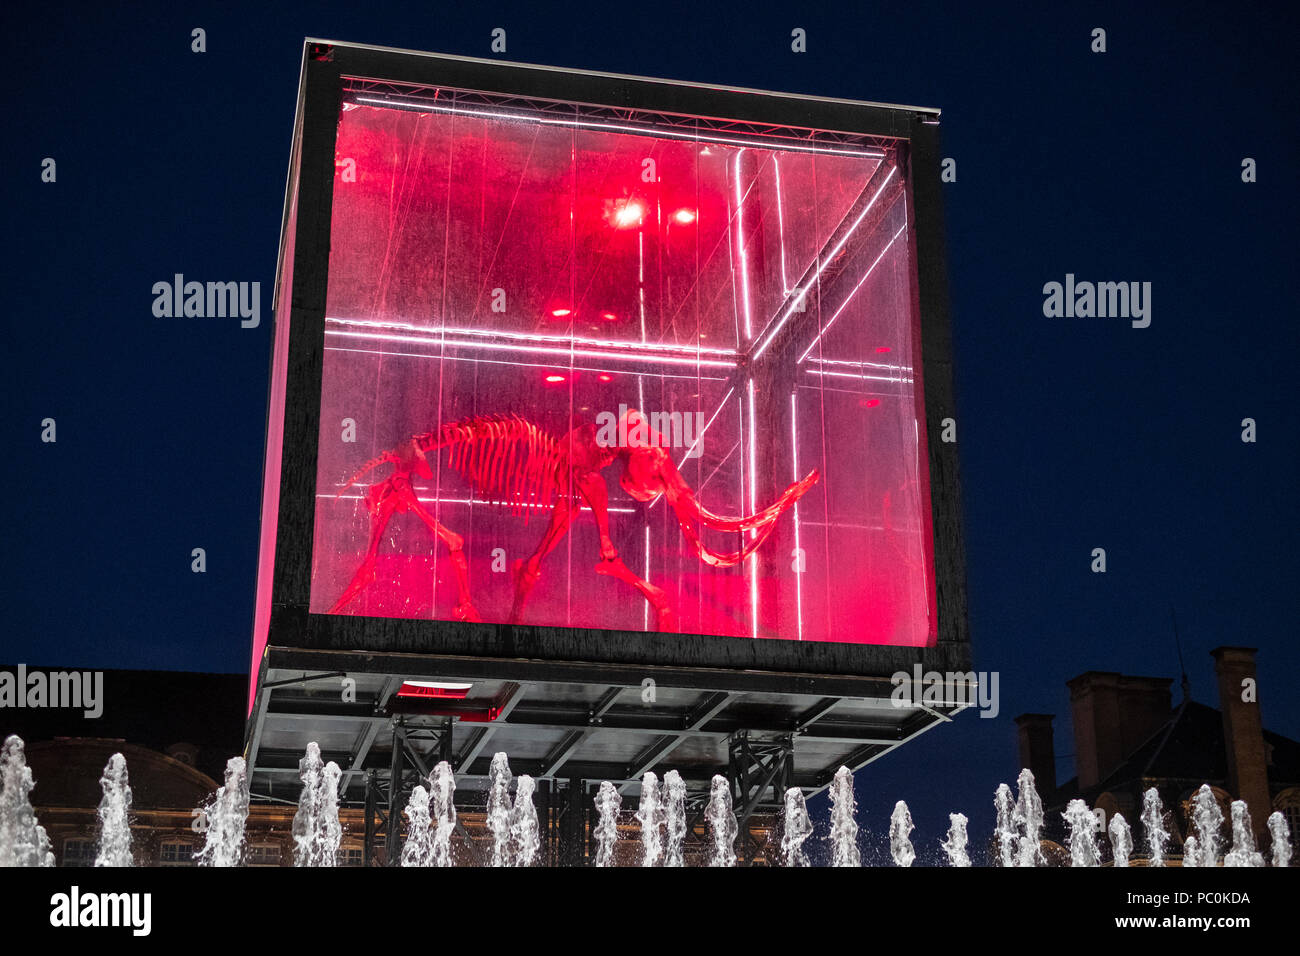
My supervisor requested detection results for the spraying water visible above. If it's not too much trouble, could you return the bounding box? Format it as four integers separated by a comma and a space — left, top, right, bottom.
994, 783, 1016, 867
781, 787, 813, 867
636, 772, 665, 867
292, 742, 342, 867
0, 735, 54, 867
196, 757, 249, 867
1223, 801, 1264, 868
1267, 812, 1292, 868
889, 800, 915, 867
593, 781, 622, 867
1190, 785, 1223, 867
1141, 788, 1170, 866
941, 813, 970, 867
486, 752, 514, 867
95, 753, 133, 867
429, 761, 456, 867
1013, 769, 1044, 867
400, 786, 434, 866
663, 770, 687, 867
829, 766, 860, 867
706, 774, 737, 867
1182, 835, 1199, 867
1108, 813, 1133, 867
1063, 799, 1099, 867
510, 775, 539, 866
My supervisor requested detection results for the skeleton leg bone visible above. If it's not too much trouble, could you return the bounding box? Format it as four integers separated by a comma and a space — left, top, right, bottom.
401, 486, 480, 622
508, 491, 578, 624
328, 477, 407, 613
577, 470, 678, 632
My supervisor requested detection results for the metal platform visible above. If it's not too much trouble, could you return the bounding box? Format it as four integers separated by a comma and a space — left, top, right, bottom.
247, 644, 968, 802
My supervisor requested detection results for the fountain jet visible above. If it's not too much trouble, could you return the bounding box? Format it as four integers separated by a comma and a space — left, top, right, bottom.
706, 775, 737, 867
95, 753, 133, 867
593, 781, 622, 867
890, 800, 915, 867
0, 735, 54, 867
196, 757, 249, 867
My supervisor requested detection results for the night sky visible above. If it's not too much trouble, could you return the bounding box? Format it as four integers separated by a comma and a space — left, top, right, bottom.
8, 1, 1297, 863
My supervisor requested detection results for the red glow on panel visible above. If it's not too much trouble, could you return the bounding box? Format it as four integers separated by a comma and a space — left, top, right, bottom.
396, 681, 472, 700
309, 94, 935, 651
614, 201, 644, 227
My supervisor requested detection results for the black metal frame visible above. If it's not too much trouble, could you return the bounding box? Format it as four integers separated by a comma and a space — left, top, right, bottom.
254, 38, 969, 695
247, 42, 971, 864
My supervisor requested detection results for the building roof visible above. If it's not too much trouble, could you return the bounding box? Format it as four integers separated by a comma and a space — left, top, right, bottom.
1052, 698, 1300, 805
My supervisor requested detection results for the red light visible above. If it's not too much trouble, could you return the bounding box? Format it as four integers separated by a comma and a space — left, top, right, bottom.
674, 208, 697, 224
396, 681, 472, 700
601, 311, 617, 321
876, 346, 892, 353
551, 308, 572, 317
545, 374, 566, 383
615, 201, 644, 227
865, 399, 881, 408
598, 373, 612, 382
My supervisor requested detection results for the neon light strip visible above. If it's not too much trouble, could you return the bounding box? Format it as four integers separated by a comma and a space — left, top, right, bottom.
773, 156, 789, 294
803, 368, 913, 383
790, 391, 803, 641
351, 96, 888, 159
747, 377, 758, 639
324, 346, 729, 382
751, 166, 899, 362
734, 149, 753, 341
796, 220, 908, 364
325, 330, 736, 368
326, 317, 737, 358
807, 357, 914, 373
675, 386, 736, 467
322, 492, 638, 514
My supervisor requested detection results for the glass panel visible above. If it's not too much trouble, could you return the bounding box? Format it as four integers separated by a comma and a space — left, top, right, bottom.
309, 84, 934, 647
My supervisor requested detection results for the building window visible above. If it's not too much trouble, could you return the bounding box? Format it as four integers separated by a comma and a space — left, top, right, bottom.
246, 844, 281, 867
62, 838, 95, 867
1283, 806, 1300, 849
159, 840, 195, 866
339, 846, 364, 867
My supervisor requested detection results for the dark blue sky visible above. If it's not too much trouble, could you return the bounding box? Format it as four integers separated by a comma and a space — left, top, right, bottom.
8, 1, 1297, 861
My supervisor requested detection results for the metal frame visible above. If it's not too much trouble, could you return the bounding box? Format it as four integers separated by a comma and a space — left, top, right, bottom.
246, 41, 971, 864
252, 38, 969, 692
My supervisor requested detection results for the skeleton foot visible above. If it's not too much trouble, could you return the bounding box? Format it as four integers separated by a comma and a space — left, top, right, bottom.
509, 559, 542, 624
594, 558, 678, 633
329, 562, 376, 614
454, 602, 482, 623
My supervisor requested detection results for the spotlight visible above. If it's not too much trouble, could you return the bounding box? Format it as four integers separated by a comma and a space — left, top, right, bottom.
614, 201, 644, 227
673, 208, 697, 224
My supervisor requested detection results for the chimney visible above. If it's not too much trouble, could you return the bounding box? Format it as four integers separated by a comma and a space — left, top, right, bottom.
1067, 671, 1173, 791
1014, 714, 1056, 794
1211, 647, 1271, 835
1068, 672, 1124, 790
